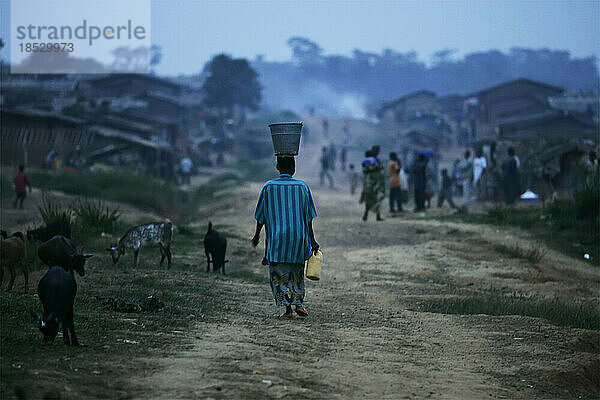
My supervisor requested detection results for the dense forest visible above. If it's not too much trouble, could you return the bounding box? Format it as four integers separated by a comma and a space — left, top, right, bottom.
251, 37, 600, 117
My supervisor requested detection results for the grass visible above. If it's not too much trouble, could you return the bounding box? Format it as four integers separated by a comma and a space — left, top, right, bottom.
493, 243, 546, 264
417, 292, 600, 331
0, 228, 237, 399
29, 170, 182, 215
432, 191, 600, 265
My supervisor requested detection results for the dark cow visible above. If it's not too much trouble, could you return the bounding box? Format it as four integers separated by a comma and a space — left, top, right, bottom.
203, 222, 228, 273
32, 266, 79, 345
38, 235, 92, 277
27, 215, 71, 242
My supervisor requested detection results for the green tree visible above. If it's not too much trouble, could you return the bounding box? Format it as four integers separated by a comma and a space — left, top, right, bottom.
202, 54, 262, 119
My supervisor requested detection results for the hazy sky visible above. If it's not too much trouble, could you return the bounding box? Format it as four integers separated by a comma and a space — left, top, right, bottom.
1, 0, 599, 75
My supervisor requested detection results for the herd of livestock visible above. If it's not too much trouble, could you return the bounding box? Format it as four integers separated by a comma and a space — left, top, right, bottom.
1, 218, 229, 346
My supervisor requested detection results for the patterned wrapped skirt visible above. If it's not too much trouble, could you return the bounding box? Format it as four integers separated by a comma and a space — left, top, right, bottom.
269, 263, 305, 307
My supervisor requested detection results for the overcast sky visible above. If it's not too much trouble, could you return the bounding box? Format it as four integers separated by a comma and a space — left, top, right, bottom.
1, 0, 598, 76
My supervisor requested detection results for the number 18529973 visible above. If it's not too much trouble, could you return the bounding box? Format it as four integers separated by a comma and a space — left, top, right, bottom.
19, 43, 74, 52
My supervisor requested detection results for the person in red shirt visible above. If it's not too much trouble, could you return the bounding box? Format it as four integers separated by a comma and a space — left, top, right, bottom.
13, 165, 31, 209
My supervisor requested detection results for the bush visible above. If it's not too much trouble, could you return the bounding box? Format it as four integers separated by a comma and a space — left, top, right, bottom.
72, 199, 120, 234
37, 194, 72, 226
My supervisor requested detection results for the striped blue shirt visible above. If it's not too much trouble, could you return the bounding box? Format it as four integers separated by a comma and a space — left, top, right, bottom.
254, 174, 318, 264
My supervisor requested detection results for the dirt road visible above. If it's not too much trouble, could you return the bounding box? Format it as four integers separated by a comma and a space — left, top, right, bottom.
127, 176, 599, 398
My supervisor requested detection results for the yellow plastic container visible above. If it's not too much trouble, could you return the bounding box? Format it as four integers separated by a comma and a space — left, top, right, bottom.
306, 249, 323, 281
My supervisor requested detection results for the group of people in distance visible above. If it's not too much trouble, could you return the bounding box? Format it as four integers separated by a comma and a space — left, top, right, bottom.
355, 145, 527, 220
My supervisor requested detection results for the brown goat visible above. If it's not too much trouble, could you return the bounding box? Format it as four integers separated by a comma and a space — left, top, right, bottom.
1, 232, 28, 292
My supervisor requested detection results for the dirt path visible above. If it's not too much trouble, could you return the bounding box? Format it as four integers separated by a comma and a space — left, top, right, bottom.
127, 179, 599, 398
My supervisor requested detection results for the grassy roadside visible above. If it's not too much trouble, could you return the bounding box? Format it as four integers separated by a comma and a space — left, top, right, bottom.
415, 292, 600, 331
430, 198, 599, 266
1, 161, 274, 398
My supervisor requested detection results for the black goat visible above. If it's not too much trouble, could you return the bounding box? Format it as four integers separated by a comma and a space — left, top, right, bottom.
27, 215, 71, 242
32, 266, 79, 345
38, 235, 92, 277
203, 222, 228, 273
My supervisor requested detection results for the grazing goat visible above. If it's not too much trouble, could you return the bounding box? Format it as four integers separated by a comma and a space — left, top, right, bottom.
32, 266, 78, 345
38, 235, 92, 277
27, 215, 71, 242
107, 221, 172, 268
1, 232, 28, 291
203, 222, 228, 273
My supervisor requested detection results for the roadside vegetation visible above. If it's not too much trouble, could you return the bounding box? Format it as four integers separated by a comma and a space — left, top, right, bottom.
0, 182, 265, 398
432, 186, 600, 266
416, 291, 600, 331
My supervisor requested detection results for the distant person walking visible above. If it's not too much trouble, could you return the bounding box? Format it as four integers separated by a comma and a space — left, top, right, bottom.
412, 154, 428, 211
387, 152, 403, 213
252, 156, 319, 320
502, 147, 520, 205
322, 119, 329, 137
179, 156, 193, 185
360, 146, 385, 221
340, 147, 347, 171
460, 150, 474, 206
452, 158, 462, 196
13, 165, 31, 209
437, 168, 457, 209
473, 149, 487, 200
348, 164, 359, 195
329, 143, 337, 171
319, 147, 334, 188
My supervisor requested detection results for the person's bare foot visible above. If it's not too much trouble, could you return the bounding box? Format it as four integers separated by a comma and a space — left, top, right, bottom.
295, 306, 309, 317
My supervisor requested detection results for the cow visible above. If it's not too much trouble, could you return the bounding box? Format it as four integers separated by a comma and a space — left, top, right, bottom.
32, 266, 79, 346
203, 222, 228, 273
38, 235, 92, 277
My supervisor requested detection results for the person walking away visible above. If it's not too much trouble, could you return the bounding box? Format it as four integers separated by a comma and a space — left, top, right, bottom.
400, 162, 409, 207
329, 143, 337, 171
452, 158, 462, 196
412, 154, 428, 211
348, 164, 359, 195
473, 150, 487, 200
459, 150, 474, 206
340, 147, 347, 171
180, 156, 193, 185
360, 146, 386, 221
13, 165, 31, 209
252, 156, 319, 320
501, 147, 520, 205
319, 147, 334, 188
388, 152, 403, 213
438, 168, 457, 209
322, 119, 329, 137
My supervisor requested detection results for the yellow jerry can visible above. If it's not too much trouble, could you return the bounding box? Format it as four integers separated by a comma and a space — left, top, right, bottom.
306, 249, 323, 281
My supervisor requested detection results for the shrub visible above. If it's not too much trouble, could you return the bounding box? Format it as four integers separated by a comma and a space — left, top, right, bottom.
72, 199, 120, 234
37, 194, 72, 225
